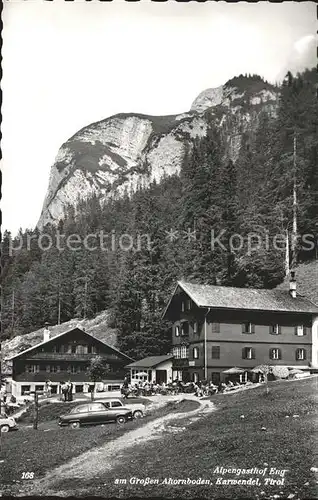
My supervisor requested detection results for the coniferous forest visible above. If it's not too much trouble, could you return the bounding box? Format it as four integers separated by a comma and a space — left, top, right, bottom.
1, 70, 318, 359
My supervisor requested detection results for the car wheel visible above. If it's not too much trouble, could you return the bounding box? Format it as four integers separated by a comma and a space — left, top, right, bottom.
116, 416, 126, 425
1, 425, 10, 433
133, 410, 143, 419
69, 421, 80, 429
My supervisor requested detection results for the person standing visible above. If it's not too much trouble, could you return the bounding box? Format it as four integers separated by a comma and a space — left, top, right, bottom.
67, 381, 73, 401
61, 382, 68, 401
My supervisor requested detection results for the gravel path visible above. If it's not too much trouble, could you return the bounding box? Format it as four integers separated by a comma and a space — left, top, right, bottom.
19, 394, 215, 496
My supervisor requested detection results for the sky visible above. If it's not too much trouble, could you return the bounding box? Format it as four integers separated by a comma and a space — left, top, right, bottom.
1, 0, 316, 235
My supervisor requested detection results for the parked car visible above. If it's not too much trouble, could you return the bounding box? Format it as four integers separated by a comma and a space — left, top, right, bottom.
0, 413, 18, 433
96, 398, 145, 419
58, 402, 133, 429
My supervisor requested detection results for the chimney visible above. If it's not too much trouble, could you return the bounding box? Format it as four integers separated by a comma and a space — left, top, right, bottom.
289, 271, 296, 299
43, 322, 50, 342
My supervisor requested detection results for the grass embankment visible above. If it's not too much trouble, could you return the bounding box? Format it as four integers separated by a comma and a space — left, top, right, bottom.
0, 398, 199, 492
66, 377, 317, 499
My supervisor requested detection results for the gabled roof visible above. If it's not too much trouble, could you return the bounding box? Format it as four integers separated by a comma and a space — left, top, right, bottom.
6, 327, 134, 362
162, 281, 318, 317
125, 355, 173, 369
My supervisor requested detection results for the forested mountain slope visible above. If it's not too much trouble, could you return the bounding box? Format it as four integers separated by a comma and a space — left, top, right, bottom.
2, 69, 317, 360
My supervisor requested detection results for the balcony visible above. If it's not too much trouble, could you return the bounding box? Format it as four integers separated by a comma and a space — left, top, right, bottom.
26, 352, 120, 362
173, 358, 189, 368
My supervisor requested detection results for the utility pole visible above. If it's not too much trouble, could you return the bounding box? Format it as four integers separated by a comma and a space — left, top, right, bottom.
24, 390, 43, 430
11, 290, 15, 334
83, 277, 88, 319
33, 391, 39, 430
57, 252, 62, 325
291, 133, 298, 271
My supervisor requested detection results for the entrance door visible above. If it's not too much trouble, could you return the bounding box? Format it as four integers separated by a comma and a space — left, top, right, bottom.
211, 372, 220, 385
182, 370, 190, 383
155, 370, 167, 384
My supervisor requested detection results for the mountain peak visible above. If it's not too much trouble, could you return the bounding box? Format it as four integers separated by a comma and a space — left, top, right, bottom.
38, 75, 279, 230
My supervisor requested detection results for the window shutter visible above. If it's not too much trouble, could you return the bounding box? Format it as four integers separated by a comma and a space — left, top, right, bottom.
269, 325, 272, 334
269, 348, 273, 359
278, 325, 282, 335
251, 348, 256, 359
212, 323, 220, 333
303, 349, 307, 360
251, 324, 255, 334
295, 349, 299, 361
294, 326, 298, 336
304, 327, 307, 336
278, 348, 282, 360
242, 324, 246, 334
242, 348, 246, 359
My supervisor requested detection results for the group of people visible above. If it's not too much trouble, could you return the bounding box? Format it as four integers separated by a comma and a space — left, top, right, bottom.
121, 376, 251, 398
121, 378, 215, 398
60, 381, 74, 401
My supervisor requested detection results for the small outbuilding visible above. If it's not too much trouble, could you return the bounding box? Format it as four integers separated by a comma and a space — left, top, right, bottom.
126, 355, 173, 385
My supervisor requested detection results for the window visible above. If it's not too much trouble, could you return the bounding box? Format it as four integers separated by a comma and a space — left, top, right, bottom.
180, 345, 188, 359
212, 346, 220, 359
67, 365, 77, 373
71, 405, 89, 414
89, 404, 106, 412
71, 345, 76, 354
107, 384, 121, 391
193, 372, 199, 383
211, 372, 220, 385
175, 325, 180, 337
110, 401, 123, 408
242, 347, 255, 359
242, 323, 255, 334
192, 322, 198, 334
173, 346, 181, 359
181, 322, 189, 336
25, 364, 39, 373
193, 347, 199, 359
50, 365, 60, 373
21, 385, 31, 395
88, 345, 98, 354
295, 348, 306, 361
181, 301, 185, 312
52, 345, 60, 353
295, 325, 305, 336
269, 348, 282, 360
270, 324, 281, 335
186, 299, 191, 310
211, 323, 220, 333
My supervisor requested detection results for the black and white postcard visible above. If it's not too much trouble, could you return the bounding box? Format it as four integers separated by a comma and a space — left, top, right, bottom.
1, 1, 317, 499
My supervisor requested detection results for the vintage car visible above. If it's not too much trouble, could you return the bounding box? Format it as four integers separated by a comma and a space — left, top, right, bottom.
58, 402, 133, 429
0, 413, 19, 433
96, 398, 145, 419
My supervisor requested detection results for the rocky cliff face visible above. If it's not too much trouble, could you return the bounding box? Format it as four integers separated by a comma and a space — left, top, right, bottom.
38, 77, 279, 229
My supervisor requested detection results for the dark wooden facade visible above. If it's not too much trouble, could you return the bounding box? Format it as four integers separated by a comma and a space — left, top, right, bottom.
10, 328, 132, 396
166, 286, 315, 384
